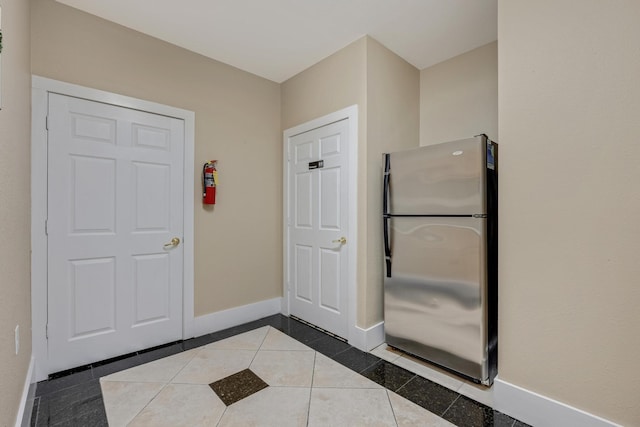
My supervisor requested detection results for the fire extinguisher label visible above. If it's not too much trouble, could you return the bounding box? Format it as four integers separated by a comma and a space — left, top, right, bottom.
212, 170, 219, 184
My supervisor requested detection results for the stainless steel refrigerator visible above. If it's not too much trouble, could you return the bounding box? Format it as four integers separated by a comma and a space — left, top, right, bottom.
382, 135, 498, 385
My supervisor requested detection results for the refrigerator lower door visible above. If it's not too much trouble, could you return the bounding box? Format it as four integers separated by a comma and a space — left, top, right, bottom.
384, 216, 489, 383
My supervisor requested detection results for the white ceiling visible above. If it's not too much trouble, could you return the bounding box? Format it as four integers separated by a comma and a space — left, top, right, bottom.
55, 0, 497, 83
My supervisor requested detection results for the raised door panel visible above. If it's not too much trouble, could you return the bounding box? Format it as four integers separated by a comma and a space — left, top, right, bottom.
132, 254, 170, 326
295, 172, 313, 229
133, 162, 171, 233
71, 113, 116, 145
132, 123, 171, 151
319, 248, 340, 312
70, 155, 116, 234
68, 257, 116, 340
294, 245, 313, 303
319, 167, 340, 231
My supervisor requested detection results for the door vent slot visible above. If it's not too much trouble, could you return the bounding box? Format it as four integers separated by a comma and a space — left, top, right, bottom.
289, 315, 347, 342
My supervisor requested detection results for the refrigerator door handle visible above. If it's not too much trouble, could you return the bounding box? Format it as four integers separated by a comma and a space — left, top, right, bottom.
383, 215, 392, 277
383, 153, 390, 215
383, 154, 392, 277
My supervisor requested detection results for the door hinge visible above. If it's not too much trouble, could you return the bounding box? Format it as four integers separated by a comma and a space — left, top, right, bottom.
45, 219, 48, 235
45, 116, 49, 131
46, 323, 48, 340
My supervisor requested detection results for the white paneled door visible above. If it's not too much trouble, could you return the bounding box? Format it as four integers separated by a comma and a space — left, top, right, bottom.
47, 94, 184, 373
288, 119, 350, 339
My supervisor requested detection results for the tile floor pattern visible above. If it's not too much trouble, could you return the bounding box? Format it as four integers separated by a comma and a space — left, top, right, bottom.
31, 315, 530, 427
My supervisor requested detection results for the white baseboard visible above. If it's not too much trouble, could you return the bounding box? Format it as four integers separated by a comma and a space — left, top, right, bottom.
494, 379, 622, 427
349, 321, 385, 352
193, 297, 282, 337
15, 357, 36, 427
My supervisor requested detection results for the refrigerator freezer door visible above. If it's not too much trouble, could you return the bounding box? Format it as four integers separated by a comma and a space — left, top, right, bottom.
387, 137, 487, 215
384, 216, 488, 382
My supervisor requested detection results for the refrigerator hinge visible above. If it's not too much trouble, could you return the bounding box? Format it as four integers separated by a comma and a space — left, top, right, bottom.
473, 214, 488, 218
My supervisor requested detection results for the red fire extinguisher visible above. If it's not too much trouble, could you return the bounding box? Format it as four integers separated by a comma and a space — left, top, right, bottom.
203, 160, 218, 204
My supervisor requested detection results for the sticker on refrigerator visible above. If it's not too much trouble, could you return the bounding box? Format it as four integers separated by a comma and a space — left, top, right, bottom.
487, 144, 495, 170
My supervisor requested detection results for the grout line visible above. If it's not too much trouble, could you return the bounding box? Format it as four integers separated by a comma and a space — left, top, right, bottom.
441, 394, 461, 418
394, 374, 417, 394
385, 389, 400, 427
248, 326, 271, 366
306, 353, 316, 427
127, 382, 170, 425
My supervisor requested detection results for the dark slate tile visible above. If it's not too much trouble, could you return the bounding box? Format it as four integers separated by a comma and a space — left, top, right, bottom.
209, 325, 250, 342
209, 369, 269, 406
91, 354, 142, 379
47, 365, 92, 381
36, 380, 103, 426
238, 315, 290, 332
493, 411, 518, 427
513, 421, 532, 427
285, 322, 328, 344
443, 395, 498, 427
396, 375, 460, 416
360, 360, 415, 392
138, 343, 184, 364
36, 370, 94, 397
59, 404, 109, 427
305, 335, 351, 358
182, 333, 218, 350
260, 314, 293, 332
332, 347, 381, 373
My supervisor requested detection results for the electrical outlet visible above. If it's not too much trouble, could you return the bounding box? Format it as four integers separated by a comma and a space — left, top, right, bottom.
15, 325, 19, 355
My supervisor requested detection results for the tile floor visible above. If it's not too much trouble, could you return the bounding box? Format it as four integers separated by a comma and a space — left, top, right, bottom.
31, 315, 529, 427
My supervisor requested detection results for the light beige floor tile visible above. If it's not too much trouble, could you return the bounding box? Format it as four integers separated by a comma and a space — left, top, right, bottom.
205, 326, 269, 350
250, 350, 315, 387
100, 381, 164, 427
101, 349, 199, 383
388, 391, 456, 426
260, 327, 311, 351
308, 388, 397, 426
171, 348, 256, 384
217, 386, 311, 427
312, 353, 381, 389
394, 356, 463, 392
370, 343, 402, 363
128, 383, 225, 427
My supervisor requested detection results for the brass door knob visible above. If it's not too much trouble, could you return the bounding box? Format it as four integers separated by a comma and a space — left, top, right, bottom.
164, 237, 181, 248
332, 237, 347, 245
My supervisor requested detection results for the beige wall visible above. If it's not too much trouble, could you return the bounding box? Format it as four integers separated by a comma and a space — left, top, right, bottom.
31, 0, 282, 316
0, 0, 32, 424
499, 1, 640, 425
420, 41, 497, 146
365, 39, 420, 325
281, 37, 419, 327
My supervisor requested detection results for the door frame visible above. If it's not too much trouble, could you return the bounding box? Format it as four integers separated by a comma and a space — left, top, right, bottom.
31, 76, 195, 381
282, 105, 358, 343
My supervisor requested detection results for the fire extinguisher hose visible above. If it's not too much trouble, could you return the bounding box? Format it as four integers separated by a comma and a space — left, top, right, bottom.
202, 163, 207, 197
